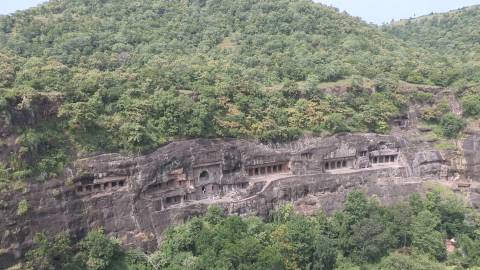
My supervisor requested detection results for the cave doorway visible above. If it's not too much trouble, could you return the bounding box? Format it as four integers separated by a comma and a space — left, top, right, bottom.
199, 171, 209, 182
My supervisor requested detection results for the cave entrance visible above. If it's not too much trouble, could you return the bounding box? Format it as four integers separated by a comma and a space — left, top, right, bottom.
199, 171, 209, 182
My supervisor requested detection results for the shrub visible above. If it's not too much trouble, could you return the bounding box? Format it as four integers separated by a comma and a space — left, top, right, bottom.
16, 199, 28, 216
439, 113, 465, 138
462, 92, 480, 117
25, 233, 73, 270
76, 228, 121, 270
0, 163, 10, 191
411, 91, 434, 104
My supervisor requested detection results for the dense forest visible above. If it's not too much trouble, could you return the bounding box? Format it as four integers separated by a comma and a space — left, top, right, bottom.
24, 189, 480, 270
384, 5, 480, 64
0, 0, 478, 184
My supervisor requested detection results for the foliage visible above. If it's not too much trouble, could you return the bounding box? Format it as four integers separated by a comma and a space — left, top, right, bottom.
16, 198, 28, 216
75, 228, 121, 270
384, 6, 480, 84
411, 210, 447, 261
0, 0, 474, 179
439, 113, 465, 138
0, 162, 10, 191
25, 233, 74, 270
374, 253, 447, 270
385, 7, 480, 129
461, 87, 480, 117
25, 229, 126, 270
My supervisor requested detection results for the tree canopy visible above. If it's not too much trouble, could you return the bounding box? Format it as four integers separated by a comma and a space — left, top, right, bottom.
0, 0, 476, 180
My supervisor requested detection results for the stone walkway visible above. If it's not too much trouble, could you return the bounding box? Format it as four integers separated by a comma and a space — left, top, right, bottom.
327, 164, 404, 174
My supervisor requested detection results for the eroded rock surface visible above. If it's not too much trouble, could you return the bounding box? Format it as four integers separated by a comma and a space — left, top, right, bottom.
1, 132, 478, 267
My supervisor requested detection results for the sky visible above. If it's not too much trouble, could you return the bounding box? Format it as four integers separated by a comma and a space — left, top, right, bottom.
1, 0, 480, 24
0, 0, 47, 15
316, 0, 480, 24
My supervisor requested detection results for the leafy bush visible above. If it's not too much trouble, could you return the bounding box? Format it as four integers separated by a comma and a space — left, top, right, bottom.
0, 162, 10, 191
462, 92, 480, 117
411, 91, 435, 104
76, 229, 121, 270
25, 229, 123, 270
25, 233, 73, 270
16, 198, 28, 216
439, 113, 465, 138
375, 254, 447, 270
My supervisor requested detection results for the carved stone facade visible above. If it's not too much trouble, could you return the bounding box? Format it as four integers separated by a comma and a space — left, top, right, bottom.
1, 133, 480, 268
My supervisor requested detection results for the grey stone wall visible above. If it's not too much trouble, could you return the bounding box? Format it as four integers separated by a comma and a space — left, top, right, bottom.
0, 133, 477, 268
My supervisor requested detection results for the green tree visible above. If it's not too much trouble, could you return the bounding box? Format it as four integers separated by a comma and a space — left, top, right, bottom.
204, 205, 225, 225
311, 236, 337, 270
458, 234, 480, 267
25, 233, 74, 270
374, 253, 447, 270
0, 50, 17, 87
462, 92, 480, 117
388, 203, 414, 248
411, 210, 446, 261
75, 229, 121, 270
349, 215, 394, 263
439, 113, 464, 138
344, 191, 369, 226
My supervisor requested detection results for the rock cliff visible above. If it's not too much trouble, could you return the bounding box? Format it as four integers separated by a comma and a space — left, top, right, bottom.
1, 126, 479, 267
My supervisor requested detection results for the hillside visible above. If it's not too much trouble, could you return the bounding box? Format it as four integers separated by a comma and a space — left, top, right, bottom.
0, 0, 472, 181
384, 5, 480, 143
1, 1, 480, 270
384, 5, 480, 82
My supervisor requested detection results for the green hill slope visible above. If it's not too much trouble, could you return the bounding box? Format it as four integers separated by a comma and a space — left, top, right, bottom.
0, 0, 472, 180
384, 5, 480, 136
384, 5, 480, 83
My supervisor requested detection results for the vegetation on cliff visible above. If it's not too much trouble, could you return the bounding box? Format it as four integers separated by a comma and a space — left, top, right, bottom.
0, 0, 478, 181
384, 5, 480, 132
384, 5, 480, 69
24, 190, 480, 270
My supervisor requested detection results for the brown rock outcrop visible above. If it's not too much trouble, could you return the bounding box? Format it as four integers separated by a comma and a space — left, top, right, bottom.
3, 129, 477, 268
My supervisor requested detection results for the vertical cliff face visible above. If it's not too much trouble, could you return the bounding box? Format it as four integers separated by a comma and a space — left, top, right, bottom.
464, 135, 480, 208
2, 127, 477, 268
464, 135, 480, 180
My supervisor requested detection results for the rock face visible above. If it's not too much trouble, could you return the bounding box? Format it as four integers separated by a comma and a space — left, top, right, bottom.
0, 132, 478, 267
464, 135, 480, 208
